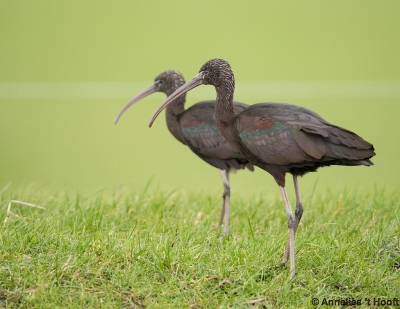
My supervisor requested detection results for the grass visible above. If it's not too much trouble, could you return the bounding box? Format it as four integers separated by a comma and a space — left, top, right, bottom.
0, 185, 399, 308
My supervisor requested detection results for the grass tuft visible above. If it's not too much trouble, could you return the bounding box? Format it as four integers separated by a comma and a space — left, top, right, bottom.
0, 186, 399, 308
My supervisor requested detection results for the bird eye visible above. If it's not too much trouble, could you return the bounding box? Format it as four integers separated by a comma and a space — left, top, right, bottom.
156, 80, 163, 85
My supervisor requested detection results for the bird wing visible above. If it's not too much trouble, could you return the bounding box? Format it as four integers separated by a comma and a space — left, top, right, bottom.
179, 101, 249, 160
235, 102, 374, 166
266, 103, 375, 160
235, 103, 326, 165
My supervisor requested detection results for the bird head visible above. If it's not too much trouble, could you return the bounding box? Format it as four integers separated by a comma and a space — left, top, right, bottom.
154, 70, 185, 96
114, 70, 185, 124
199, 58, 234, 88
148, 58, 234, 127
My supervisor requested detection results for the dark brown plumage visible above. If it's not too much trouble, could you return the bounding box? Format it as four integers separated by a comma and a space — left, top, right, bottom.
149, 59, 375, 279
115, 70, 253, 235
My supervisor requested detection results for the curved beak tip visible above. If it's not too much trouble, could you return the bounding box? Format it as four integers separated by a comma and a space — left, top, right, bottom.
114, 83, 158, 126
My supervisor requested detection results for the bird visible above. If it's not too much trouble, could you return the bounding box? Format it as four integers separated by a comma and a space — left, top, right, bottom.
149, 59, 375, 279
115, 70, 253, 235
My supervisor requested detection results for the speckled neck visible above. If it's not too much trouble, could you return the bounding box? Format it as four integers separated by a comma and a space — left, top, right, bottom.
214, 80, 238, 148
164, 86, 186, 144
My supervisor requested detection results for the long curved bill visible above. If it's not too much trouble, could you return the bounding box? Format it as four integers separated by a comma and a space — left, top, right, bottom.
148, 73, 204, 127
114, 84, 158, 124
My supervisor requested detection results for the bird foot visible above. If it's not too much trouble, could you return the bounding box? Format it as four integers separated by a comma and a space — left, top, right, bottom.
219, 232, 238, 242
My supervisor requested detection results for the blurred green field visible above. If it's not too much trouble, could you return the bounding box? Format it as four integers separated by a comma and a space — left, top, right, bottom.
1, 1, 399, 197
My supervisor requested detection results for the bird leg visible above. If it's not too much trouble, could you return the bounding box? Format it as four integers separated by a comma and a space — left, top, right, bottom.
218, 168, 230, 235
280, 175, 303, 270
279, 185, 296, 279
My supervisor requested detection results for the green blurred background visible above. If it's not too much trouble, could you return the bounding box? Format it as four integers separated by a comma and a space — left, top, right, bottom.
1, 1, 399, 197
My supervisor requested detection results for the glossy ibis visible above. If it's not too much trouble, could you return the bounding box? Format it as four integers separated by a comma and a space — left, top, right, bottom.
149, 59, 375, 279
115, 70, 253, 235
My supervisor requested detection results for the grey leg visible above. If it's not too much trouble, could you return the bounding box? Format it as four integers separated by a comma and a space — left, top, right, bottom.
218, 170, 225, 227
281, 175, 303, 269
218, 168, 230, 235
279, 185, 296, 279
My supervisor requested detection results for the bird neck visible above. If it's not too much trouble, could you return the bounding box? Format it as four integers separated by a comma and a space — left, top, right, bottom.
165, 93, 186, 144
214, 81, 238, 147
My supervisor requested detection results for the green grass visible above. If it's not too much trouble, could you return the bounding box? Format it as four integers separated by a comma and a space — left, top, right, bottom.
1, 185, 399, 308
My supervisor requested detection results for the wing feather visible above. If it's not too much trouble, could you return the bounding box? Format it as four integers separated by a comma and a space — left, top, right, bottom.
179, 101, 250, 162
235, 102, 374, 166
